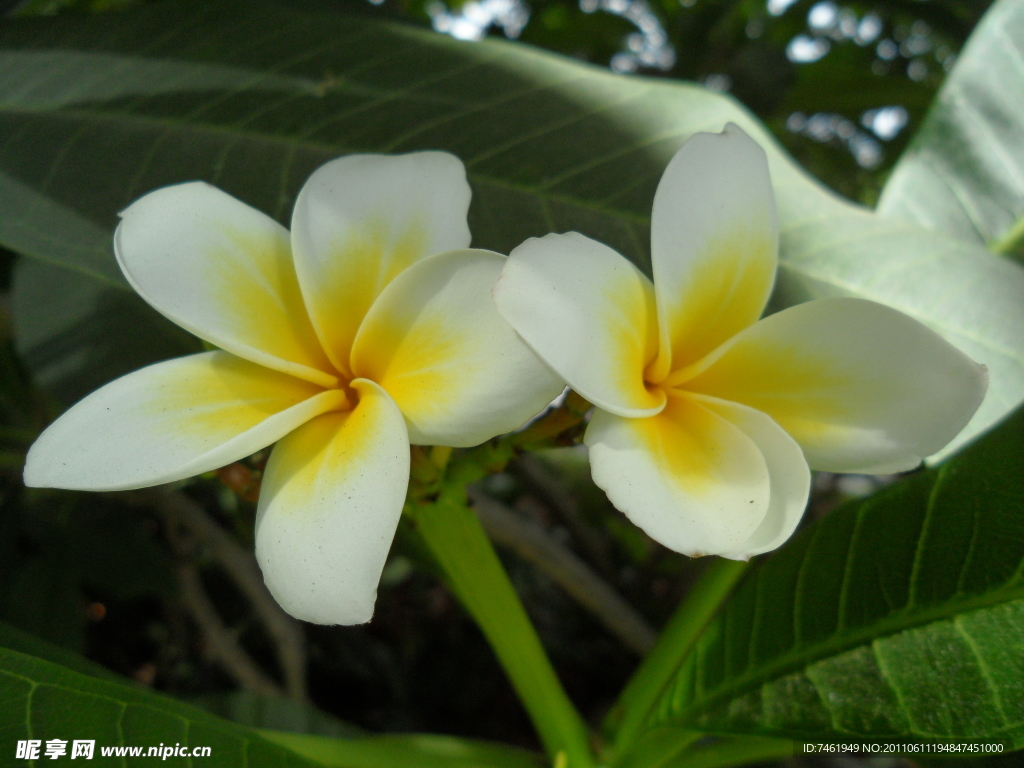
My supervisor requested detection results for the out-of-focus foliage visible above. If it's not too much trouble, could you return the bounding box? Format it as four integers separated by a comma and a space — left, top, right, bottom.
878, 0, 1024, 261
388, 0, 995, 203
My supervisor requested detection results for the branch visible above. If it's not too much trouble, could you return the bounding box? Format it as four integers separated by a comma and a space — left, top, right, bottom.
468, 487, 656, 656
120, 488, 309, 701
155, 491, 308, 701
175, 563, 284, 698
510, 454, 614, 575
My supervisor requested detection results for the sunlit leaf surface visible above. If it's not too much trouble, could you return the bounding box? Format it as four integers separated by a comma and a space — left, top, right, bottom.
1, 0, 1023, 455
878, 0, 1024, 261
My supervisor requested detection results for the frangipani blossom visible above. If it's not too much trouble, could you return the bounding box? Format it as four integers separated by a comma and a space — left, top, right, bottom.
24, 152, 563, 624
494, 124, 987, 560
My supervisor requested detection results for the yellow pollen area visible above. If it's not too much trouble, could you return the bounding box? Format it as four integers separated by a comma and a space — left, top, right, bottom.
311, 218, 428, 372
662, 224, 775, 373
206, 228, 336, 380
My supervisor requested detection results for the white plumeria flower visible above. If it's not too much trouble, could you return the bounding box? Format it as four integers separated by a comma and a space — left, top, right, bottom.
494, 124, 987, 560
24, 152, 563, 624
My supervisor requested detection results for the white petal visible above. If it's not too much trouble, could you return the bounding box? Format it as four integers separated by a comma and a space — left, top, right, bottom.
693, 396, 811, 559
115, 183, 337, 388
585, 393, 770, 557
351, 249, 564, 447
494, 232, 664, 417
23, 351, 344, 491
291, 152, 472, 374
648, 123, 778, 382
255, 379, 410, 625
683, 298, 988, 473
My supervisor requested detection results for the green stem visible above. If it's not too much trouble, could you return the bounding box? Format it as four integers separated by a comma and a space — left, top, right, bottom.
990, 215, 1024, 262
409, 491, 596, 768
604, 559, 749, 760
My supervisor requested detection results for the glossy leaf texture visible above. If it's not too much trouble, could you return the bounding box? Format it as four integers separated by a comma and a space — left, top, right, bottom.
643, 405, 1024, 746
878, 0, 1024, 262
0, 1, 1023, 454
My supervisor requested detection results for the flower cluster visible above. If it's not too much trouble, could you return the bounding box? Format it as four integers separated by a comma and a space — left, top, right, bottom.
24, 124, 986, 624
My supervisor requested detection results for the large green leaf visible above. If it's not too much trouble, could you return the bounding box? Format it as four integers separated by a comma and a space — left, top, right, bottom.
0, 639, 546, 768
12, 255, 199, 405
1, 0, 1023, 454
641, 404, 1024, 746
0, 645, 329, 766
193, 691, 364, 739
0, 620, 120, 681
878, 0, 1024, 262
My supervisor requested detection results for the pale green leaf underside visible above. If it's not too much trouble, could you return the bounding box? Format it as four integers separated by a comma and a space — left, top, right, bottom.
1, 0, 1023, 454
877, 0, 1024, 260
648, 405, 1024, 746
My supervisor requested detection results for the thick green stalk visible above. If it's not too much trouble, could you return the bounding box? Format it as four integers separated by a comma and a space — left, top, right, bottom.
410, 490, 596, 768
603, 559, 749, 760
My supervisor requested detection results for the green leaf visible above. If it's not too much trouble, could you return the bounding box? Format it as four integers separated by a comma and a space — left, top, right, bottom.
192, 691, 364, 739
12, 256, 199, 406
0, 645, 331, 766
878, 0, 1024, 263
0, 0, 1023, 454
0, 637, 546, 768
0, 620, 120, 681
643, 404, 1024, 746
